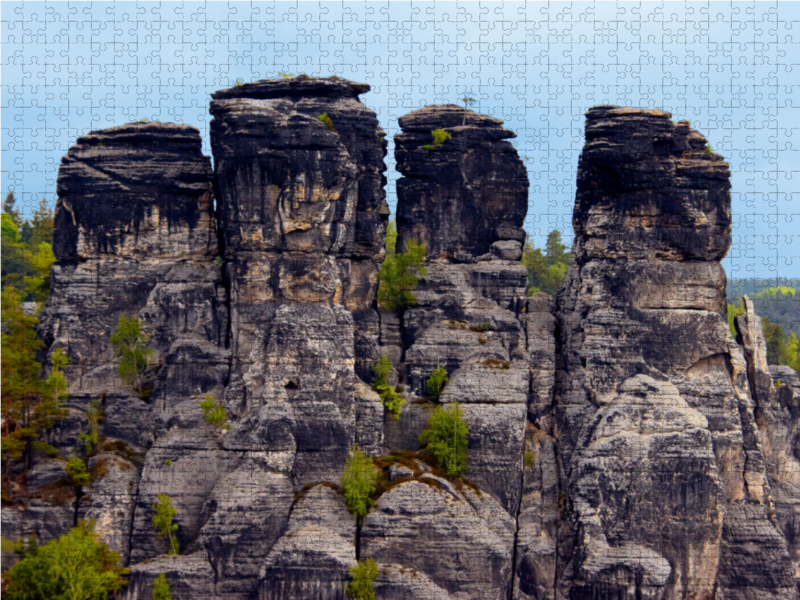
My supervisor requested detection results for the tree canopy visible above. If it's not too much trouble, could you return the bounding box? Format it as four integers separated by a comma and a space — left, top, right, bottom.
520, 230, 571, 296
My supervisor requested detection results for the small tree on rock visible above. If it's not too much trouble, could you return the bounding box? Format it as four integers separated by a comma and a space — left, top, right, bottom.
346, 558, 378, 600
426, 367, 448, 401
419, 402, 469, 477
340, 446, 378, 523
153, 573, 172, 600
3, 519, 128, 600
377, 239, 426, 312
110, 314, 152, 395
152, 494, 180, 555
371, 357, 404, 419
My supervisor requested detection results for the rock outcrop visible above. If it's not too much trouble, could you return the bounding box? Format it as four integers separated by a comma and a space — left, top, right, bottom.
11, 85, 798, 600
555, 106, 795, 599
395, 104, 528, 261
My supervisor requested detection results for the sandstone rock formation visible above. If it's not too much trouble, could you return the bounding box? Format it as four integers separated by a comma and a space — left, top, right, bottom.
395, 104, 528, 261
555, 106, 795, 599
9, 84, 797, 600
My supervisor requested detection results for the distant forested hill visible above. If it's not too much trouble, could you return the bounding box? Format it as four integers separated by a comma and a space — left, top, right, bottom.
727, 278, 800, 338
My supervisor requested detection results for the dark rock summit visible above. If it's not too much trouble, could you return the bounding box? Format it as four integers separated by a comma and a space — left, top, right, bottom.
395, 104, 528, 260
10, 86, 796, 600
555, 106, 795, 600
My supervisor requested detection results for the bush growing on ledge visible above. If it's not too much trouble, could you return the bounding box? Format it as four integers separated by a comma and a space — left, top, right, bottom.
3, 519, 128, 600
340, 446, 378, 522
419, 402, 469, 477
371, 357, 405, 419
422, 128, 452, 151
426, 366, 448, 401
110, 314, 152, 395
66, 456, 90, 486
318, 112, 336, 131
346, 558, 378, 599
152, 493, 180, 555
199, 395, 229, 430
153, 573, 172, 600
377, 239, 427, 312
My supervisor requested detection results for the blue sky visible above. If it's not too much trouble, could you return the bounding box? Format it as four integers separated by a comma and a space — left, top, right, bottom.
2, 1, 798, 278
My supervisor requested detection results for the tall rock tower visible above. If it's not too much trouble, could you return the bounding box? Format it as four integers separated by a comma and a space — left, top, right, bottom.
555, 106, 795, 599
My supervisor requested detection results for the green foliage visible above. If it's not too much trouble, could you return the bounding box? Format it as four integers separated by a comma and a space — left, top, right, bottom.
165, 459, 172, 466
340, 446, 378, 521
521, 230, 571, 296
524, 449, 535, 470
318, 112, 335, 131
422, 128, 452, 151
233, 78, 245, 86
426, 367, 449, 401
346, 558, 378, 600
78, 399, 101, 455
199, 395, 230, 429
153, 573, 172, 600
727, 299, 745, 337
377, 239, 427, 311
371, 357, 405, 419
756, 286, 796, 300
213, 255, 224, 267
704, 144, 713, 153
762, 316, 800, 372
152, 494, 180, 555
66, 457, 90, 486
109, 314, 152, 393
3, 520, 128, 600
278, 71, 294, 77
2, 196, 55, 300
385, 218, 397, 258
2, 288, 68, 480
419, 402, 469, 477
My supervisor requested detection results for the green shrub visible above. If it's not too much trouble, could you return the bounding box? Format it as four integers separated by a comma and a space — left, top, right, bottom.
66, 456, 90, 486
346, 558, 378, 599
524, 449, 535, 470
704, 144, 713, 153
3, 520, 128, 600
371, 357, 405, 419
318, 113, 335, 131
233, 78, 245, 87
422, 128, 452, 151
153, 573, 172, 600
419, 402, 469, 477
164, 459, 172, 467
78, 399, 101, 455
199, 395, 229, 430
377, 239, 427, 312
152, 494, 180, 555
426, 367, 448, 401
110, 314, 152, 393
340, 446, 378, 521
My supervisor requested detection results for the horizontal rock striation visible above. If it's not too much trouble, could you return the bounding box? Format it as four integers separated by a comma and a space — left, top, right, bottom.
395, 104, 528, 261
555, 106, 795, 599
13, 90, 797, 600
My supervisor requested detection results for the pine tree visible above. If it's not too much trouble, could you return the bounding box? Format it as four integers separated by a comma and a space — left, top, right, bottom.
1, 288, 68, 482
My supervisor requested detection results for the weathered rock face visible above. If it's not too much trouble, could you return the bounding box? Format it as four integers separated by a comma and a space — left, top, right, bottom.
737, 300, 800, 590
395, 104, 528, 260
258, 484, 356, 599
361, 478, 516, 599
39, 122, 227, 445
209, 76, 388, 395
17, 90, 800, 600
555, 106, 795, 599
